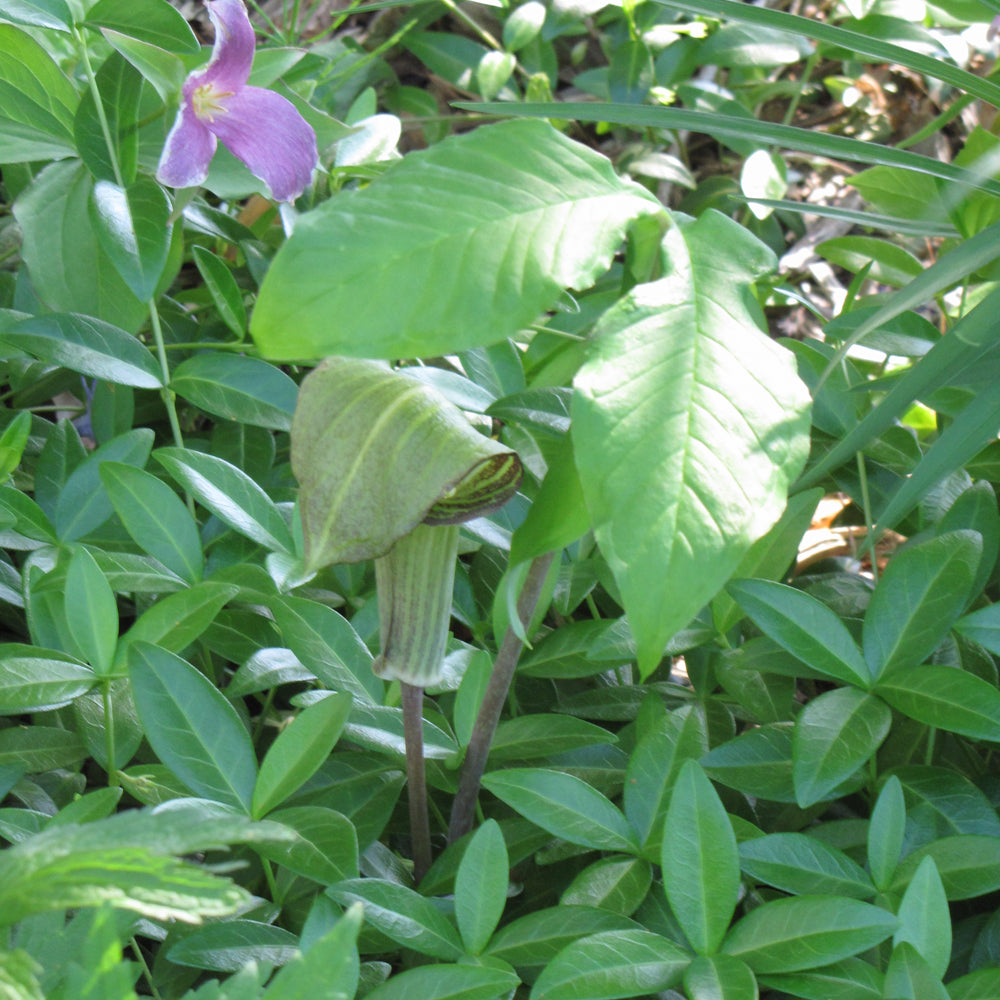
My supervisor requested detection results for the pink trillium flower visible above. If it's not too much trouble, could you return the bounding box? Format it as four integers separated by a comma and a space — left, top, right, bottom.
156, 0, 318, 202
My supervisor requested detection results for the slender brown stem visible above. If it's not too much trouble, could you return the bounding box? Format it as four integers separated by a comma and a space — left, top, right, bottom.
448, 552, 556, 843
401, 681, 433, 883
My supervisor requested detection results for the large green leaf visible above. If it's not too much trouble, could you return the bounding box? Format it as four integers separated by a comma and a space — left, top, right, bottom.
862, 531, 981, 681
251, 119, 662, 360
54, 428, 153, 541
727, 579, 870, 688
329, 878, 464, 959
721, 896, 897, 973
572, 213, 810, 674
527, 929, 689, 1000
661, 760, 739, 955
0, 23, 78, 161
481, 767, 639, 853
128, 643, 257, 812
255, 806, 358, 885
0, 313, 162, 388
793, 688, 891, 808
876, 666, 1000, 741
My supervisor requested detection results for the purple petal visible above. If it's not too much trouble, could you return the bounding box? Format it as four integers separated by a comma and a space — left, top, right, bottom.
156, 100, 217, 190
203, 0, 255, 92
207, 85, 318, 202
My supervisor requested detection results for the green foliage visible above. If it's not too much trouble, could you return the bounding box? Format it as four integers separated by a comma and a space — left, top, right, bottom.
4, 0, 1000, 996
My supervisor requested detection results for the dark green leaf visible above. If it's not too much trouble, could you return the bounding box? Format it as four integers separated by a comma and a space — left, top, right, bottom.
83, 0, 199, 51
700, 723, 796, 803
0, 726, 86, 771
891, 835, 1000, 900
481, 768, 638, 854
893, 856, 949, 978
329, 878, 464, 959
0, 24, 78, 161
485, 906, 641, 973
54, 430, 153, 542
793, 688, 890, 808
89, 178, 173, 301
455, 818, 509, 954
171, 353, 297, 431
168, 920, 299, 972
875, 666, 1000, 741
101, 462, 203, 584
1, 0, 73, 31
682, 954, 758, 1000
64, 546, 118, 675
527, 929, 688, 1000
862, 531, 980, 680
757, 957, 884, 1000
1, 313, 162, 389
73, 50, 141, 184
738, 832, 874, 898
661, 760, 739, 955
867, 775, 905, 891
128, 643, 257, 812
727, 580, 870, 688
153, 447, 293, 555
560, 856, 652, 916
362, 962, 520, 1000
0, 646, 94, 715
114, 582, 239, 670
256, 806, 358, 885
489, 715, 616, 761
721, 896, 897, 973
272, 597, 381, 705
252, 692, 352, 819
192, 246, 247, 338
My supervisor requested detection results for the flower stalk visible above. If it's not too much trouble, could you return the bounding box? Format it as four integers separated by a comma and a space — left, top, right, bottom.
291, 358, 522, 879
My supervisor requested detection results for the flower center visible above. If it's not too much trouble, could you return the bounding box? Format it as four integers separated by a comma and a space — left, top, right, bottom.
191, 82, 234, 122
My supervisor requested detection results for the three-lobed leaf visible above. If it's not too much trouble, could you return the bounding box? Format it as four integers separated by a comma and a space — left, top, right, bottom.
251, 119, 662, 360
573, 212, 811, 674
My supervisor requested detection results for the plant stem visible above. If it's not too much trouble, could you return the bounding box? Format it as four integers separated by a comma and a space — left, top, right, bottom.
401, 682, 432, 883
76, 29, 125, 190
448, 551, 555, 843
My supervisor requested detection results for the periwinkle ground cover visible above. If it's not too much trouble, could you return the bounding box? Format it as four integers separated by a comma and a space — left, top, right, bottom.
3, 1, 1000, 997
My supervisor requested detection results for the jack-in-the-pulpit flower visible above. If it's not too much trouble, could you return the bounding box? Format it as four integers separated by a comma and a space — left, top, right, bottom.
156, 0, 318, 202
